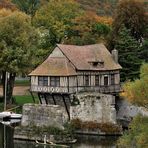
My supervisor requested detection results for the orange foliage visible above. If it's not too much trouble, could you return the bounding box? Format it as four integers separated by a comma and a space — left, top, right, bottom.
71, 118, 122, 134
73, 11, 112, 27
0, 0, 17, 11
0, 8, 13, 17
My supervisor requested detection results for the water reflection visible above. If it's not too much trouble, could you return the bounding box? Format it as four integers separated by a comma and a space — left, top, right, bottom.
0, 123, 118, 148
0, 123, 14, 148
74, 135, 118, 148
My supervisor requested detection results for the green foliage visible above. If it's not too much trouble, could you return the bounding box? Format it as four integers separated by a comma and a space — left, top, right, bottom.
121, 63, 148, 108
76, 0, 118, 16
115, 26, 142, 81
0, 10, 39, 74
64, 12, 111, 45
33, 0, 82, 48
118, 115, 148, 147
12, 0, 40, 16
140, 40, 148, 62
112, 0, 148, 41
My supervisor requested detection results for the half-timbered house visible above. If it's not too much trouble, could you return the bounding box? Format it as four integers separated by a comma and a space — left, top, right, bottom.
29, 44, 122, 118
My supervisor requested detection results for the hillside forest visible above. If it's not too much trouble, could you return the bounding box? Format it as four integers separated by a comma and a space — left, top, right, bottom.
0, 0, 148, 146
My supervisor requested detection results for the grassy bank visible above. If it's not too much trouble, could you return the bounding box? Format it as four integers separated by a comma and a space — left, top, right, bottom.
14, 79, 30, 86
15, 95, 39, 105
0, 94, 39, 112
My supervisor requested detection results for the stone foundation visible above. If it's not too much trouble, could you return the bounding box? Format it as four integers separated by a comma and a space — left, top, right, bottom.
21, 104, 68, 129
70, 92, 116, 124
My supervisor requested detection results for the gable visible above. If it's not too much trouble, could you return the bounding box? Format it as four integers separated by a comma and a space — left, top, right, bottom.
50, 47, 65, 58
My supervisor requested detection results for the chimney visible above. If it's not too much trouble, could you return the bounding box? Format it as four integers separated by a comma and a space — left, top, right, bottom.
112, 49, 118, 63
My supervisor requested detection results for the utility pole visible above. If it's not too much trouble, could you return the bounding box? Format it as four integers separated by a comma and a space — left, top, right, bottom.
4, 72, 8, 111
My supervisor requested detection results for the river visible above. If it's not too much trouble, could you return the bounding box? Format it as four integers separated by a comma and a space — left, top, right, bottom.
0, 123, 119, 148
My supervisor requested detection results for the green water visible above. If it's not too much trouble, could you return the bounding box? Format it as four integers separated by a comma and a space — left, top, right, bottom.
0, 123, 118, 148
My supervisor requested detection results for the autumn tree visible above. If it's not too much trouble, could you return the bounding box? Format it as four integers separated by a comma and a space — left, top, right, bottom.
11, 0, 40, 16
121, 63, 148, 108
114, 0, 147, 42
107, 0, 148, 81
118, 115, 148, 147
33, 0, 82, 51
0, 0, 17, 10
118, 63, 148, 147
0, 9, 39, 103
76, 0, 118, 16
64, 11, 112, 45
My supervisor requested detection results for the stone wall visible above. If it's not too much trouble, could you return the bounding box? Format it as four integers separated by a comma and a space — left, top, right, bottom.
21, 103, 68, 129
117, 98, 148, 120
70, 92, 116, 124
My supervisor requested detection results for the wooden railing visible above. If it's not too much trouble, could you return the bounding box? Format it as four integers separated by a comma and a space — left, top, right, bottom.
30, 84, 121, 94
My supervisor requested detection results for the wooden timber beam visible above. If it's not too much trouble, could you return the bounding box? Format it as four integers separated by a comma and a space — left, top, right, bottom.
38, 93, 42, 104
62, 95, 70, 120
29, 91, 35, 103
43, 93, 48, 104
52, 94, 56, 105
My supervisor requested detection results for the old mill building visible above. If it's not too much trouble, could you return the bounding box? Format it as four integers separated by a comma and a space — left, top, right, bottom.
29, 44, 122, 114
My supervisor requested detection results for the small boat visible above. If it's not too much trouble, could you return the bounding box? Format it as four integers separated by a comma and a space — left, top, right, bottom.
35, 140, 70, 147
0, 111, 22, 119
1, 118, 21, 125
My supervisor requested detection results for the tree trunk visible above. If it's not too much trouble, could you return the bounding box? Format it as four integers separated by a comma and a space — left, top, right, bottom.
2, 71, 16, 104
2, 71, 6, 102
7, 73, 16, 104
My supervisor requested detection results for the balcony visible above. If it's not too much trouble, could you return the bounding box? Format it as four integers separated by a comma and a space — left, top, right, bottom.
30, 84, 121, 94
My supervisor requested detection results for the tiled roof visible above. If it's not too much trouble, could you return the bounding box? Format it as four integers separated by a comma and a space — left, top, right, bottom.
29, 43, 122, 76
57, 44, 122, 71
29, 57, 77, 76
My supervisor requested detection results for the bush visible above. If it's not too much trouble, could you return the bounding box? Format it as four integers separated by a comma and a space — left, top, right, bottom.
118, 115, 148, 147
71, 118, 122, 134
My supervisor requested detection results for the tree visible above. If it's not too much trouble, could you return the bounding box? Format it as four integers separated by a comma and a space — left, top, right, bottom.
121, 63, 148, 108
33, 0, 82, 49
118, 115, 148, 147
140, 40, 148, 62
118, 63, 148, 147
115, 26, 142, 81
0, 9, 39, 103
0, 0, 17, 10
64, 11, 112, 45
114, 0, 147, 41
11, 0, 40, 17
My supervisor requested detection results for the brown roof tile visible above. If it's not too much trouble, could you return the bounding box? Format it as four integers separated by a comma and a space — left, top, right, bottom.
29, 43, 121, 76
29, 57, 77, 76
57, 44, 122, 71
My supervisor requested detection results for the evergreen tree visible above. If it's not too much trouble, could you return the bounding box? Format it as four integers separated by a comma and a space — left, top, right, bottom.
140, 40, 148, 63
115, 26, 142, 81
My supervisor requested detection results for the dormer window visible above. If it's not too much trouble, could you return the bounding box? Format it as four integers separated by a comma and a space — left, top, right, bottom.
93, 62, 99, 67
88, 60, 104, 67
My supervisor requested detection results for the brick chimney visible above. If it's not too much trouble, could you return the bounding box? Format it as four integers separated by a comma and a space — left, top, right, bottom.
112, 49, 118, 63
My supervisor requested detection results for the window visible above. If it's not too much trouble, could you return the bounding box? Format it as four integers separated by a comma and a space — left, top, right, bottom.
95, 75, 100, 86
111, 74, 115, 85
50, 77, 60, 87
104, 76, 108, 86
85, 75, 89, 86
38, 76, 48, 86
